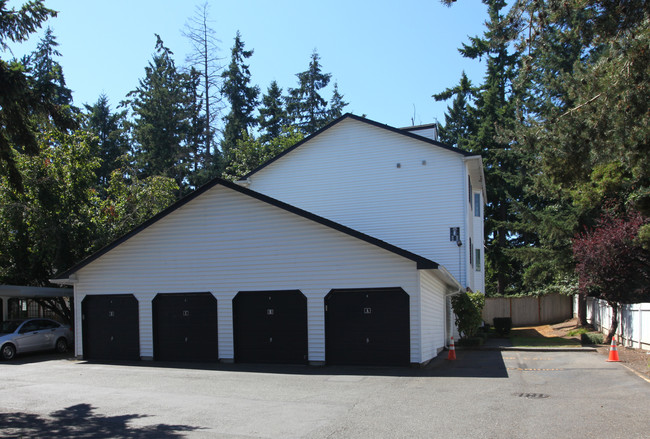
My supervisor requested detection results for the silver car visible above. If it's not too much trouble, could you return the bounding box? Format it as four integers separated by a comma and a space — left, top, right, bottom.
0, 318, 73, 360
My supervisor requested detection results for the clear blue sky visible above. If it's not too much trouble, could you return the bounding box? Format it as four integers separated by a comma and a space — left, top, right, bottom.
7, 0, 490, 129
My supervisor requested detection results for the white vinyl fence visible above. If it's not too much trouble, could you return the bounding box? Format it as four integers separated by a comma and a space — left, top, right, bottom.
483, 294, 573, 326
575, 296, 650, 350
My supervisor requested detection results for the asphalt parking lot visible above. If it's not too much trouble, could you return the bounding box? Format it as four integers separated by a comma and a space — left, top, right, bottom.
1, 350, 649, 438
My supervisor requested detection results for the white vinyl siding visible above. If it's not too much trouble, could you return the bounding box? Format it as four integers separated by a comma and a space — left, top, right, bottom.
249, 118, 467, 282
471, 190, 485, 293
419, 270, 447, 360
72, 185, 428, 363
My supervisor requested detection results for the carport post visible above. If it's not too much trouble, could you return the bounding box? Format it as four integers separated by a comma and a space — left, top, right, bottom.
1, 297, 7, 321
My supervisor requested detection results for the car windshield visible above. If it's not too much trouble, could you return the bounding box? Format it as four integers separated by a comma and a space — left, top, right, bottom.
0, 321, 23, 334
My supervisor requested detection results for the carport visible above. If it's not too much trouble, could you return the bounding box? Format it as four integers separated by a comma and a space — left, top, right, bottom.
0, 285, 73, 322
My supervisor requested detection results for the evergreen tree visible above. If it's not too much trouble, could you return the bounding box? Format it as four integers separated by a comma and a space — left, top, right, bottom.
505, 0, 649, 316
0, 1, 77, 191
28, 27, 73, 107
434, 71, 476, 150
439, 0, 523, 295
326, 82, 348, 123
286, 50, 332, 134
184, 67, 219, 189
127, 35, 195, 194
258, 80, 288, 142
220, 31, 259, 158
84, 95, 129, 189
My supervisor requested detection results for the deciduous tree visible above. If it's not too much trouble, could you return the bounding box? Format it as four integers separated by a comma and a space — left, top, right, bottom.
222, 127, 303, 181
182, 1, 222, 160
573, 210, 650, 343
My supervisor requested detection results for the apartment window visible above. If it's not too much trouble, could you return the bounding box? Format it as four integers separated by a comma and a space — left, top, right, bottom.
475, 249, 481, 271
474, 193, 481, 217
469, 239, 473, 266
468, 176, 472, 206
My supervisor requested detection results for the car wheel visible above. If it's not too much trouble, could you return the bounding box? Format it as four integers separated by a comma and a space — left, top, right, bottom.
1, 344, 16, 361
55, 338, 68, 353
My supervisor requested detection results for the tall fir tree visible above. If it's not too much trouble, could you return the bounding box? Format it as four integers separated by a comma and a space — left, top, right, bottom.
126, 35, 196, 194
84, 94, 129, 189
184, 66, 217, 189
286, 50, 332, 134
220, 31, 259, 159
0, 2, 77, 191
438, 0, 523, 295
433, 71, 476, 150
28, 27, 73, 108
258, 80, 288, 142
326, 82, 348, 123
505, 0, 650, 317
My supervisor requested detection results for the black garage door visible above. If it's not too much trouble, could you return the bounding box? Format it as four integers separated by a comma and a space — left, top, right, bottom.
82, 294, 140, 361
233, 290, 308, 364
153, 292, 218, 362
325, 288, 410, 366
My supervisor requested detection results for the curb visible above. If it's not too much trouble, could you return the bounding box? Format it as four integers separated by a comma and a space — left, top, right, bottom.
497, 346, 598, 352
454, 346, 598, 352
619, 363, 650, 384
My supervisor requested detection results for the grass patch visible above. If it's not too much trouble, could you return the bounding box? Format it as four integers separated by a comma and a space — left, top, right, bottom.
567, 327, 589, 336
510, 336, 582, 347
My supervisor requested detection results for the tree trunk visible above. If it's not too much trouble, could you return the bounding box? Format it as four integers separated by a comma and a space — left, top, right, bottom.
577, 294, 587, 326
604, 301, 619, 345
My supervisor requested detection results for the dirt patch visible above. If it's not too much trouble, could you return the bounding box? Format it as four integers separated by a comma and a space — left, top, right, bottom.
523, 318, 650, 380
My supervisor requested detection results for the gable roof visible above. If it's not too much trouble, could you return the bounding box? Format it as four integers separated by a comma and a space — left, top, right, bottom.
51, 178, 438, 282
242, 113, 474, 180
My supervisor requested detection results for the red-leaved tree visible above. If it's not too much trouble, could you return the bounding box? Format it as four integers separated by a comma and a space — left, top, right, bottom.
573, 210, 650, 343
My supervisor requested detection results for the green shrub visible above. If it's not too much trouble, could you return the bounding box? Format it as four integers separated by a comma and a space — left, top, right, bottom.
493, 317, 512, 336
451, 292, 485, 339
581, 332, 604, 344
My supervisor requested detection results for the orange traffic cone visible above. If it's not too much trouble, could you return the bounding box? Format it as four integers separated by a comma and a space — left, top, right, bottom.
606, 336, 620, 362
447, 336, 457, 360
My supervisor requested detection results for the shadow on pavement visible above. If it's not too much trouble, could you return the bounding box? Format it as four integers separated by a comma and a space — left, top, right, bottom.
0, 403, 202, 438
77, 349, 509, 379
0, 351, 75, 365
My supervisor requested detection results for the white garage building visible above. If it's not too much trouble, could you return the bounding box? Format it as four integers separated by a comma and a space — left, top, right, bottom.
52, 114, 484, 366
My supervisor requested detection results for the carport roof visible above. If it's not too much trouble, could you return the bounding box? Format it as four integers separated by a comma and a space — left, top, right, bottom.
51, 178, 440, 282
0, 285, 73, 298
